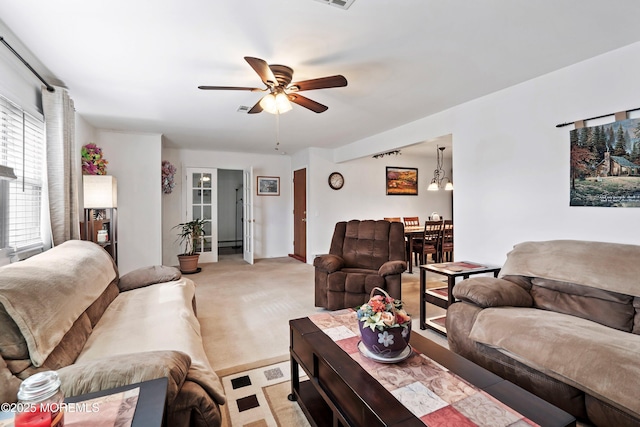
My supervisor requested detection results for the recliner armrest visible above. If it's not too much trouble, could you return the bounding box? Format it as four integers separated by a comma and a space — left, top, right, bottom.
118, 265, 182, 292
57, 350, 190, 405
313, 254, 344, 273
378, 260, 407, 276
453, 276, 533, 308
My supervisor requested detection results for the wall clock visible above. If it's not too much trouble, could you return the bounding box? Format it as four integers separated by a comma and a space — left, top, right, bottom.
328, 172, 344, 190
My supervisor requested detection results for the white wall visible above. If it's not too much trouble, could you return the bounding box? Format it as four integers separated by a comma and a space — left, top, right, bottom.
321, 41, 640, 265
298, 148, 453, 259
0, 20, 45, 118
97, 130, 163, 274
75, 115, 97, 215
161, 147, 292, 266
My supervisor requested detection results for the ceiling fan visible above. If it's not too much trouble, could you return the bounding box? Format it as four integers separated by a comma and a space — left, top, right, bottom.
198, 57, 347, 114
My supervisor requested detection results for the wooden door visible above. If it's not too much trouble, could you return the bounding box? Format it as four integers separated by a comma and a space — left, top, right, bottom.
243, 168, 254, 265
292, 168, 307, 262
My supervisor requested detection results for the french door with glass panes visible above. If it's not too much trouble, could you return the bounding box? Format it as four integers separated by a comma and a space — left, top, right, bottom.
185, 168, 217, 263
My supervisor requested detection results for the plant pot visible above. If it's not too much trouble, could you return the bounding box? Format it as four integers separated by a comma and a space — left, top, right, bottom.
178, 254, 200, 273
358, 321, 411, 358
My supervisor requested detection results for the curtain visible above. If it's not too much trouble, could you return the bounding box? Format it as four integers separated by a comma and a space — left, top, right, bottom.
42, 85, 80, 246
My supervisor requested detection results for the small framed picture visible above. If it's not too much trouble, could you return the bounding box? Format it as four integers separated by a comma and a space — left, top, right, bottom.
257, 176, 280, 196
386, 167, 418, 195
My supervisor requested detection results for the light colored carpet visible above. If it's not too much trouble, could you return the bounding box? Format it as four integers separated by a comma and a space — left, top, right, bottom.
192, 255, 448, 372
189, 255, 448, 426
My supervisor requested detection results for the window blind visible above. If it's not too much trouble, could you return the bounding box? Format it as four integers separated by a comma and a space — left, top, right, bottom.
0, 94, 45, 255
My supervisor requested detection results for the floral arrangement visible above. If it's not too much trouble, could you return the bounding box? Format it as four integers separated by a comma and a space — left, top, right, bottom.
357, 293, 411, 332
162, 161, 177, 194
81, 143, 108, 175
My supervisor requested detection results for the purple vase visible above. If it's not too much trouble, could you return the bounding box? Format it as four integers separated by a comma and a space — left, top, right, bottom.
358, 321, 411, 358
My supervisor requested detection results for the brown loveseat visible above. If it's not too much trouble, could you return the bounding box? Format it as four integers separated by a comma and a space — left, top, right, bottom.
446, 240, 640, 427
0, 240, 225, 426
314, 219, 407, 310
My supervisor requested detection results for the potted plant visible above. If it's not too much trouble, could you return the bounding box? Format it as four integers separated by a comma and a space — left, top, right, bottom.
173, 218, 208, 273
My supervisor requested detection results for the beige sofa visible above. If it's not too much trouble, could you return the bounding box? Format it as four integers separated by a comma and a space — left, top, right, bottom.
446, 240, 640, 427
0, 240, 225, 426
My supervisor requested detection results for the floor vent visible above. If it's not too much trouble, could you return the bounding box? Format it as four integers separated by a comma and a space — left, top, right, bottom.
313, 0, 356, 10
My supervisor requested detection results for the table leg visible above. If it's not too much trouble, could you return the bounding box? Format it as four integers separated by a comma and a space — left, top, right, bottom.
407, 234, 413, 274
420, 267, 426, 329
288, 354, 299, 401
447, 276, 456, 306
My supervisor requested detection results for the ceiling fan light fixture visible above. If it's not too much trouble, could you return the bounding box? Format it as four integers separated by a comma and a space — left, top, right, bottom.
259, 93, 292, 114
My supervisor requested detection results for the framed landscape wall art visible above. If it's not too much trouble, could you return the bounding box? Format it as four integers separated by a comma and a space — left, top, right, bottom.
257, 176, 280, 196
570, 117, 640, 207
386, 167, 418, 195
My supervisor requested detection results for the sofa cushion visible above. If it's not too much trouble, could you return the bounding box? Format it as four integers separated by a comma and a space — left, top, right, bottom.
0, 307, 28, 360
499, 240, 640, 297
531, 278, 634, 332
342, 220, 392, 270
0, 355, 22, 403
0, 240, 117, 366
118, 265, 181, 292
75, 278, 225, 406
468, 307, 640, 418
453, 277, 533, 308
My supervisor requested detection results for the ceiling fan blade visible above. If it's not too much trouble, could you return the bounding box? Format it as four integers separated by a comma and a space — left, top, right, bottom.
247, 98, 263, 114
244, 57, 278, 87
288, 94, 328, 113
198, 86, 264, 91
289, 75, 347, 92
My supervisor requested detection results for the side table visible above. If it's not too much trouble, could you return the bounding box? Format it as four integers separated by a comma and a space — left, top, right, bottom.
65, 377, 168, 427
420, 261, 500, 334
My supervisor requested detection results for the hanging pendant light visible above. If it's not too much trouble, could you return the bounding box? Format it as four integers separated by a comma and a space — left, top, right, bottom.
427, 146, 453, 191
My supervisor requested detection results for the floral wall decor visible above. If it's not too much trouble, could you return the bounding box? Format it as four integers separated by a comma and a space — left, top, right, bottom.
162, 160, 177, 194
81, 143, 108, 175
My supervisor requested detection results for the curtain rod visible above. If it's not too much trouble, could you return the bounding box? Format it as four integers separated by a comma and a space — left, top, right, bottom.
555, 107, 640, 128
0, 36, 54, 92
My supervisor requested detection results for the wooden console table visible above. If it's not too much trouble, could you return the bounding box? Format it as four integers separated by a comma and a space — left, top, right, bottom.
420, 261, 500, 334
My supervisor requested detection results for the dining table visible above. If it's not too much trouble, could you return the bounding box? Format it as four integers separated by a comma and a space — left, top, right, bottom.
403, 225, 424, 273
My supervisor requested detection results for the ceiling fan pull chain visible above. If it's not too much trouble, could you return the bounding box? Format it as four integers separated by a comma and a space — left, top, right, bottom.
275, 111, 280, 151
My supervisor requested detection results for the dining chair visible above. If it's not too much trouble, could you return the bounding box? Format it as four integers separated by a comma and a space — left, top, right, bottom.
402, 217, 420, 227
384, 217, 402, 222
440, 219, 454, 262
412, 220, 443, 266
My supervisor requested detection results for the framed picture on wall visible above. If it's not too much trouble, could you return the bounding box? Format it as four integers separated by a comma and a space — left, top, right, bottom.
257, 176, 280, 196
386, 167, 418, 195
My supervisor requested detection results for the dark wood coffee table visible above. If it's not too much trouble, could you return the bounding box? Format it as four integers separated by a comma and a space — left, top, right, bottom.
289, 317, 575, 427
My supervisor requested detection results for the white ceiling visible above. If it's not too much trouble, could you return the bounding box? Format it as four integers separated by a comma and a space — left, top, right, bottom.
3, 0, 640, 156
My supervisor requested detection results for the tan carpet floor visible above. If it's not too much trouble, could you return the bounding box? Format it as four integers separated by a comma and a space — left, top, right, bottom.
190, 254, 448, 373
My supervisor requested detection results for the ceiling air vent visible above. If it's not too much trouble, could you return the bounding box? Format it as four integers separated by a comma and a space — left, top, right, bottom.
237, 105, 250, 113
313, 0, 356, 10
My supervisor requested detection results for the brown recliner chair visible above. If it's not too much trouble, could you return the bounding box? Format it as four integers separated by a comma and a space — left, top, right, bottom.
314, 220, 407, 310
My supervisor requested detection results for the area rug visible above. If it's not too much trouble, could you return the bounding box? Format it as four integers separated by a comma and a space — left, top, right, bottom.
218, 356, 310, 427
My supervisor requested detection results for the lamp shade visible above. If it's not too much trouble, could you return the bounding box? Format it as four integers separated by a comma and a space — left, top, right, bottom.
427, 181, 439, 191
83, 175, 117, 208
0, 165, 17, 181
